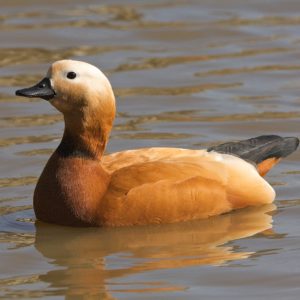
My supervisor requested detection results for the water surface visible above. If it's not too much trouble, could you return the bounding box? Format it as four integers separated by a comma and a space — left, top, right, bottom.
1, 0, 300, 299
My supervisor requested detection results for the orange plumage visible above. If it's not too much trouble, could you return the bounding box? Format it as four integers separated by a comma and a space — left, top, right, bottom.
15, 60, 298, 227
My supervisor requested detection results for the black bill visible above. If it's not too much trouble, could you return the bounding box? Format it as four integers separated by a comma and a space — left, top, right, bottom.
15, 77, 56, 101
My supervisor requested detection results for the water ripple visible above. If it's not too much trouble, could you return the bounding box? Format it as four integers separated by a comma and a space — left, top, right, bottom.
115, 48, 291, 72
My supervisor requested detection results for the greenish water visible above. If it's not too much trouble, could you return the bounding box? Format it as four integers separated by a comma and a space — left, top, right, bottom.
1, 0, 300, 299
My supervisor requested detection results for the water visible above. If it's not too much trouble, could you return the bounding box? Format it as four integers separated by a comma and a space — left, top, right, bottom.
1, 0, 300, 298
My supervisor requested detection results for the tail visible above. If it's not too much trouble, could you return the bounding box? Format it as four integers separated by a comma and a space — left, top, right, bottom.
208, 135, 299, 176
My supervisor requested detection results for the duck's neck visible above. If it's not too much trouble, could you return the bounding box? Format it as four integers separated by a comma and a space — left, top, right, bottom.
57, 111, 113, 160
34, 111, 114, 226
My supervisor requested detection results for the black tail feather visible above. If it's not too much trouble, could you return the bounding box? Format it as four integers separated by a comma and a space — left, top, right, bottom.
208, 135, 299, 164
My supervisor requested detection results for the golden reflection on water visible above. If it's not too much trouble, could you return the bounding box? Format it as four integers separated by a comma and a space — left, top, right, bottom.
0, 205, 32, 217
0, 17, 186, 32
113, 132, 194, 140
0, 176, 37, 188
0, 134, 58, 147
114, 83, 241, 97
0, 74, 42, 87
0, 232, 35, 250
115, 111, 300, 131
115, 48, 290, 72
195, 64, 300, 77
217, 15, 300, 27
31, 205, 274, 298
0, 46, 137, 68
0, 114, 62, 128
0, 93, 38, 103
16, 148, 53, 156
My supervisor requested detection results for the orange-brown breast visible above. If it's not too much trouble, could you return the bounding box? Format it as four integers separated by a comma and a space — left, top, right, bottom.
34, 153, 110, 226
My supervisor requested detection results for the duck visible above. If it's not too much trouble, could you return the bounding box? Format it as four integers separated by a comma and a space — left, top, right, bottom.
15, 60, 299, 227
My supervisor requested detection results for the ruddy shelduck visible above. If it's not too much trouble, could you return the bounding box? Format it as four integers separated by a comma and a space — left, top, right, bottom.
16, 60, 299, 227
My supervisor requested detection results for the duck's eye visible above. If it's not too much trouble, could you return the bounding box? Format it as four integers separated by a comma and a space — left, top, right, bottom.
67, 72, 77, 79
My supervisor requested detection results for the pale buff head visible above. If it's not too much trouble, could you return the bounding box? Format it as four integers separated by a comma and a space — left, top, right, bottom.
16, 60, 116, 156
47, 60, 115, 116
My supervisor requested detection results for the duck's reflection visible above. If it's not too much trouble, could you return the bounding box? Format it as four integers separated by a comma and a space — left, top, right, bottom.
34, 204, 275, 298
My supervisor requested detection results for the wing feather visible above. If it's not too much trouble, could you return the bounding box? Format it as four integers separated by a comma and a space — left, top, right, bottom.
99, 148, 275, 226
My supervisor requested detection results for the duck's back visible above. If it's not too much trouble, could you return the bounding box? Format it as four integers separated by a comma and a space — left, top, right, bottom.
99, 148, 274, 226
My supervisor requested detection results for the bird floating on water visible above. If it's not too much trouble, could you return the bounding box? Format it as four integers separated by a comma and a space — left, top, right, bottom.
15, 60, 299, 227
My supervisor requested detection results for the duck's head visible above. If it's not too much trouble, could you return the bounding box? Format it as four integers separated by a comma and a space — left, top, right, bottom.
16, 60, 116, 156
16, 59, 115, 116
